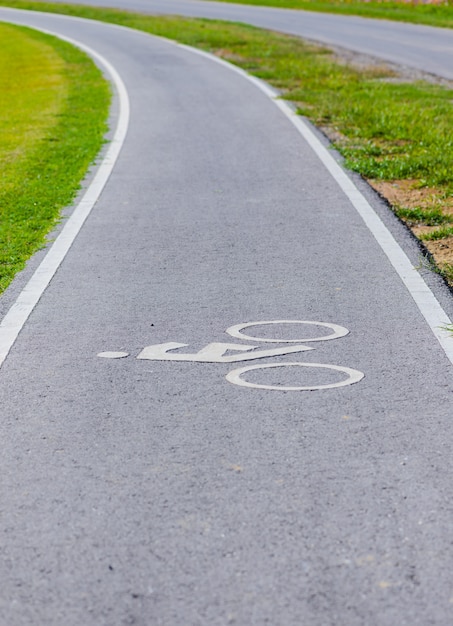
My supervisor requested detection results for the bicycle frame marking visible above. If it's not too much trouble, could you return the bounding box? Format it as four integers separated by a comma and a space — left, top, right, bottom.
136, 341, 313, 363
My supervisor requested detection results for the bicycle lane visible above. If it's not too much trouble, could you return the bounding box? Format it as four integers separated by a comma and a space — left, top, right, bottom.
1, 9, 453, 626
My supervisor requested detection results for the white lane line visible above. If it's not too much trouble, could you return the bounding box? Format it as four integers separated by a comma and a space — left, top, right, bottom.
175, 43, 453, 365
0, 25, 130, 369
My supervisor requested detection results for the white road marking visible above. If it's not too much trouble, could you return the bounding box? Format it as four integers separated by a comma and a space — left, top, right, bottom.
136, 341, 313, 363
226, 320, 349, 343
98, 351, 130, 359
0, 24, 130, 369
226, 362, 365, 391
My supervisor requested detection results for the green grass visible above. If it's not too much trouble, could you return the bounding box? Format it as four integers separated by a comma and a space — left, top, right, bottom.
420, 226, 453, 241
441, 264, 453, 285
193, 0, 453, 30
0, 22, 110, 293
394, 206, 453, 226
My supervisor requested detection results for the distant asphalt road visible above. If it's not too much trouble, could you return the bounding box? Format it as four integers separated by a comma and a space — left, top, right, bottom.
34, 0, 453, 79
1, 5, 453, 626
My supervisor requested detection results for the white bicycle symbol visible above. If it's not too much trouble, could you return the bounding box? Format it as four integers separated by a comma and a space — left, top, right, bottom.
98, 320, 364, 391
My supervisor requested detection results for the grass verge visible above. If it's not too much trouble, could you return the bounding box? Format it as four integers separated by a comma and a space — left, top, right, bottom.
177, 0, 453, 30
0, 21, 110, 294
1, 2, 453, 284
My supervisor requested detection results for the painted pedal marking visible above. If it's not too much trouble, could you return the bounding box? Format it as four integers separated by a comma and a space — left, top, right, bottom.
97, 320, 364, 391
98, 351, 129, 359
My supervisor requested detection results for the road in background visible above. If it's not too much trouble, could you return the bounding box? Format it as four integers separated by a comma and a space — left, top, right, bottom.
1, 7, 453, 625
33, 0, 453, 80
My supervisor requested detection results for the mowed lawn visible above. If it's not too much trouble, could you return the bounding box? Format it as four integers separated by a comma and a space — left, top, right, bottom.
0, 22, 110, 293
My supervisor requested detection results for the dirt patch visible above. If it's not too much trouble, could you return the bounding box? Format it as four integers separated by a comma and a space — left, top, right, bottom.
368, 179, 453, 211
411, 224, 439, 237
423, 237, 453, 266
368, 179, 453, 222
214, 49, 248, 63
367, 180, 453, 278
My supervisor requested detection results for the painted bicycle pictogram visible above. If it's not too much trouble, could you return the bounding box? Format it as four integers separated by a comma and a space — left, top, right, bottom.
98, 320, 364, 391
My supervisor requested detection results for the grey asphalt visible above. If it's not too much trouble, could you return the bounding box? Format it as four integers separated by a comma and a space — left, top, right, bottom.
1, 7, 453, 626
34, 0, 453, 80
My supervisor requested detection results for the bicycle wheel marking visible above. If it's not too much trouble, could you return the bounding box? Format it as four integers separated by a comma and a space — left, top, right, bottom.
97, 320, 364, 391
226, 362, 365, 391
226, 320, 349, 343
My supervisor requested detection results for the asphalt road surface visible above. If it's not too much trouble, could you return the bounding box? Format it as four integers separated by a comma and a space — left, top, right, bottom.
1, 7, 453, 626
33, 0, 453, 80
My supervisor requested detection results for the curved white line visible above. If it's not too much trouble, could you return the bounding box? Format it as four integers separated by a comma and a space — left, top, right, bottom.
176, 43, 453, 365
0, 26, 130, 369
